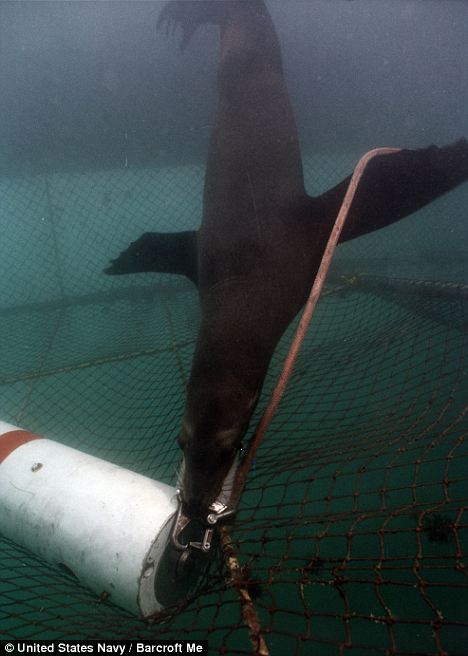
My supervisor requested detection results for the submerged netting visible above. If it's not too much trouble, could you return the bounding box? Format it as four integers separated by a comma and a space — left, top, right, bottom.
0, 154, 467, 654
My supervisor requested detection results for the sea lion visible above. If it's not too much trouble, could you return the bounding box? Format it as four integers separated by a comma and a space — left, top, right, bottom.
106, 0, 468, 517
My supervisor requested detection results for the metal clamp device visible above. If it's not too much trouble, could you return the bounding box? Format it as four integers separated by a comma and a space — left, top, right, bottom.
154, 450, 242, 606
168, 449, 240, 577
170, 493, 236, 556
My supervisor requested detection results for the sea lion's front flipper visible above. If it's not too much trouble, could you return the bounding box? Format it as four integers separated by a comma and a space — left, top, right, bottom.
104, 230, 198, 286
313, 139, 468, 244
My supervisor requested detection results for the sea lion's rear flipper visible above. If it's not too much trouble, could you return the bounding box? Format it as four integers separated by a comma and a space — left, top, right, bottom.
104, 230, 198, 286
314, 138, 468, 244
157, 0, 237, 51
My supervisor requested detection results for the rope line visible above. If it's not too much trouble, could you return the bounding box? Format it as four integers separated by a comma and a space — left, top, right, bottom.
221, 148, 401, 654
232, 148, 402, 505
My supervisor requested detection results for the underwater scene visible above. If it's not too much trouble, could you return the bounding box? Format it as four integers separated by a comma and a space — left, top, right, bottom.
0, 1, 467, 654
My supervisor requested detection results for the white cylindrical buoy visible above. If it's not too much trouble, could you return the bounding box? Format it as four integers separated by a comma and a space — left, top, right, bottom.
0, 420, 180, 617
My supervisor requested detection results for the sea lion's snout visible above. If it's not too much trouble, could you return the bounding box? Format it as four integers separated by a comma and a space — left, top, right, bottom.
177, 375, 260, 518
178, 423, 240, 518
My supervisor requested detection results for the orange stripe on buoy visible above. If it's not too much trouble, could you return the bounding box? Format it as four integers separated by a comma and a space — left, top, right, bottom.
0, 430, 42, 463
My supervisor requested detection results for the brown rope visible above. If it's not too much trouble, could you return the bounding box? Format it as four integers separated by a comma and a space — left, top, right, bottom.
222, 148, 401, 655
220, 527, 270, 656
231, 147, 402, 506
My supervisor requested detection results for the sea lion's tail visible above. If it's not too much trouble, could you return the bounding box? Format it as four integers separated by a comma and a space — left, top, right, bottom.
157, 0, 263, 50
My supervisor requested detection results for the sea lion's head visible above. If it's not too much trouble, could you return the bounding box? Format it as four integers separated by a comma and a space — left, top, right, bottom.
178, 379, 260, 518
177, 353, 262, 518
176, 279, 283, 518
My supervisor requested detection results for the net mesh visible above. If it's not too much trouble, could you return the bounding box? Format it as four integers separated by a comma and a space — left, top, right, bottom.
1, 155, 467, 654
